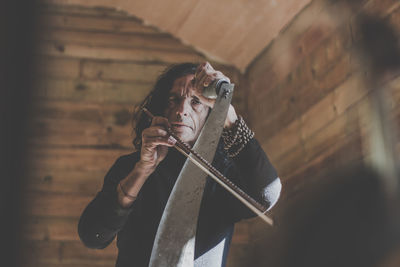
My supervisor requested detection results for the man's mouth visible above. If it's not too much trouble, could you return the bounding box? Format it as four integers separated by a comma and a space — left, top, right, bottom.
171, 123, 193, 130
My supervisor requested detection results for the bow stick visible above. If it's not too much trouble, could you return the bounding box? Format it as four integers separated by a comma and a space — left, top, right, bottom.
143, 107, 273, 226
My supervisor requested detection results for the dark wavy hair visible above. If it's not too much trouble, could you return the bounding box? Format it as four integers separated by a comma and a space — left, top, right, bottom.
132, 63, 199, 150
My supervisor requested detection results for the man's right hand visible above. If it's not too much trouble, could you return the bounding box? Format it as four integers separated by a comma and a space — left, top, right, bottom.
138, 116, 176, 174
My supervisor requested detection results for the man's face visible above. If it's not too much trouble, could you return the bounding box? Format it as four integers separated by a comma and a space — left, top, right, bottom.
164, 74, 209, 146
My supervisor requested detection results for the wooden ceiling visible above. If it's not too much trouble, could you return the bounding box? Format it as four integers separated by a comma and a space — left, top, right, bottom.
46, 0, 312, 71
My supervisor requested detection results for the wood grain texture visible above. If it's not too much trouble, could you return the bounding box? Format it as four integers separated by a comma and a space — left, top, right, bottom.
43, 0, 312, 71
24, 3, 249, 267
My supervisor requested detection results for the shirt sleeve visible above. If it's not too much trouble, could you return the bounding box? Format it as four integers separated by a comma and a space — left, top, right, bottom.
219, 138, 282, 222
78, 153, 139, 249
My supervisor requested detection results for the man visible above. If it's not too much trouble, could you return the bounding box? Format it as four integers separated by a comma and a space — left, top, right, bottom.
78, 62, 281, 267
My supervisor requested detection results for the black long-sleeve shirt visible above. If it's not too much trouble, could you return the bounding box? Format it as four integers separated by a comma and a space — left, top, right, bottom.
78, 138, 281, 267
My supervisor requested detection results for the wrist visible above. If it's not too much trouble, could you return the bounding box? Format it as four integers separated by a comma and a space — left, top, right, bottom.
224, 104, 238, 129
222, 115, 254, 158
135, 160, 156, 176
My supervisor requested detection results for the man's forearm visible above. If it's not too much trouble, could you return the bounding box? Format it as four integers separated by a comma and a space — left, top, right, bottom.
117, 161, 153, 208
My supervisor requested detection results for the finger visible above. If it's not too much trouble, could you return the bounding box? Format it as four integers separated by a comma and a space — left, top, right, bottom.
194, 69, 207, 89
142, 127, 169, 139
203, 74, 217, 88
204, 61, 215, 72
150, 116, 171, 128
142, 135, 176, 148
214, 71, 229, 82
195, 62, 207, 78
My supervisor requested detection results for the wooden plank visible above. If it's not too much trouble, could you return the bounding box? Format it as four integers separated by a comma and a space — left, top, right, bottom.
28, 116, 133, 147
303, 111, 349, 161
26, 168, 106, 196
37, 42, 206, 65
250, 43, 351, 141
39, 2, 132, 18
21, 240, 117, 265
24, 192, 93, 217
28, 101, 134, 147
247, 0, 335, 91
41, 29, 194, 52
388, 4, 400, 32
61, 240, 117, 263
81, 60, 165, 82
252, 96, 298, 141
332, 73, 368, 116
294, 53, 352, 114
273, 144, 308, 180
300, 92, 336, 140
175, 0, 312, 70
28, 146, 129, 173
23, 217, 80, 241
34, 56, 80, 79
232, 222, 250, 245
41, 13, 160, 34
364, 0, 400, 17
261, 119, 303, 162
282, 131, 363, 201
22, 240, 62, 265
33, 77, 152, 104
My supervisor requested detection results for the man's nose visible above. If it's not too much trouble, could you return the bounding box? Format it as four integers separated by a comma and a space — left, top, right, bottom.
176, 99, 190, 117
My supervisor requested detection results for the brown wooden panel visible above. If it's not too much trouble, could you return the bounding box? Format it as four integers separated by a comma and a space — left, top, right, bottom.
261, 119, 303, 162
249, 43, 352, 141
248, 1, 337, 93
23, 217, 80, 241
231, 222, 250, 245
303, 111, 348, 161
37, 42, 206, 65
252, 95, 298, 141
28, 101, 134, 147
62, 240, 117, 263
35, 56, 80, 79
176, 0, 311, 70
294, 53, 352, 114
33, 77, 151, 104
22, 240, 62, 265
81, 60, 165, 82
28, 146, 129, 173
300, 93, 336, 140
363, 0, 400, 16
332, 73, 368, 115
42, 29, 193, 52
39, 2, 131, 18
29, 116, 132, 147
26, 168, 105, 196
282, 131, 363, 202
21, 240, 117, 266
388, 4, 400, 32
42, 13, 160, 34
24, 192, 93, 217
257, 52, 352, 140
273, 144, 308, 180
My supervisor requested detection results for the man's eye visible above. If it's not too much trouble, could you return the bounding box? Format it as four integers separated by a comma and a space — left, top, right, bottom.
191, 98, 200, 105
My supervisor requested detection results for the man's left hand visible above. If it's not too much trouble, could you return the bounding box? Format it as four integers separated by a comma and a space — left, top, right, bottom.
192, 62, 238, 129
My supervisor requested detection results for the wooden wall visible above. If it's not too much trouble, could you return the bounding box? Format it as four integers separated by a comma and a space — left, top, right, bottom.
22, 4, 247, 267
244, 0, 400, 266
20, 1, 400, 266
